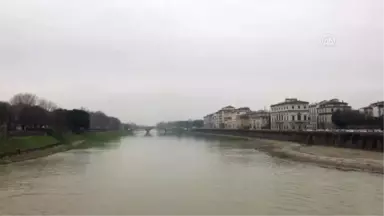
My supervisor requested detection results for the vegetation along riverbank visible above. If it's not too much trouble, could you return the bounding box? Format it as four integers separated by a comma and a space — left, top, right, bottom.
0, 131, 132, 164
0, 92, 136, 164
189, 131, 383, 174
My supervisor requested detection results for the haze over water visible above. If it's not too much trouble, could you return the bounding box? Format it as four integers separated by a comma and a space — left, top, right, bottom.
0, 134, 382, 215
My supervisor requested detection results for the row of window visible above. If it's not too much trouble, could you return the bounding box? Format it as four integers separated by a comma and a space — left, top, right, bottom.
271, 104, 308, 111
271, 113, 310, 121
271, 124, 306, 130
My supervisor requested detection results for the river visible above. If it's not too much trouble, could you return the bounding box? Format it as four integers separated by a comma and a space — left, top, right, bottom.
0, 133, 382, 215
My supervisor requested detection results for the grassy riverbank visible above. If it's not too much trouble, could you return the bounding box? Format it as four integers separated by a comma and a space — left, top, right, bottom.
0, 130, 132, 157
0, 136, 58, 154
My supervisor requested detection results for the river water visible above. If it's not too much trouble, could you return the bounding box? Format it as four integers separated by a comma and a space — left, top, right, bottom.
0, 133, 383, 215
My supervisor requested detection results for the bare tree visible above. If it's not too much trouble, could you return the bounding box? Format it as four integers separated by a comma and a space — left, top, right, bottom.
0, 101, 10, 139
0, 101, 10, 124
38, 98, 58, 112
9, 93, 38, 106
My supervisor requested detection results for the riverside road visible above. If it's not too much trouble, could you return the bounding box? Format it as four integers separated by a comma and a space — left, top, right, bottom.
0, 133, 382, 215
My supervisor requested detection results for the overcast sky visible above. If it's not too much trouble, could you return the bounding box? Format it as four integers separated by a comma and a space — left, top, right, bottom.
0, 0, 382, 124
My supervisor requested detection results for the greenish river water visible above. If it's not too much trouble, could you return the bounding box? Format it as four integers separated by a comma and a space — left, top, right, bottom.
0, 133, 382, 215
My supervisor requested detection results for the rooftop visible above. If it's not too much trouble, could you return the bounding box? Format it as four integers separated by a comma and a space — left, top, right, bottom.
221, 105, 235, 109
236, 107, 251, 111
271, 98, 309, 107
319, 99, 348, 107
370, 101, 384, 107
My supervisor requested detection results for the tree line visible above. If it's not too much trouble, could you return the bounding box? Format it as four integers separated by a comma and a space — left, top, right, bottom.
156, 119, 204, 129
331, 110, 383, 129
0, 93, 124, 138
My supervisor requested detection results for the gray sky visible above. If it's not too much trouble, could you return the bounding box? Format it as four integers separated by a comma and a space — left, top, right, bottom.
0, 0, 383, 125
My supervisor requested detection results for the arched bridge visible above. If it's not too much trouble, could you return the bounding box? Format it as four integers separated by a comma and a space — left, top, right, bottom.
134, 126, 155, 134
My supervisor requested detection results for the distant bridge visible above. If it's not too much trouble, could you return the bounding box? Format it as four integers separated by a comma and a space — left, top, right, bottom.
130, 126, 187, 135
157, 127, 187, 135
132, 126, 155, 134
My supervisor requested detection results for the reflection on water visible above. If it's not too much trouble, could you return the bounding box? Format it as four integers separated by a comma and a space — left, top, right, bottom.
0, 135, 382, 215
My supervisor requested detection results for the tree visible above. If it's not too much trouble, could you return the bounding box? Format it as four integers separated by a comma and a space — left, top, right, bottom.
67, 109, 90, 133
0, 101, 10, 125
0, 101, 11, 139
107, 116, 121, 130
9, 93, 38, 106
378, 116, 384, 130
51, 109, 69, 130
332, 110, 382, 129
332, 110, 346, 128
38, 98, 58, 112
192, 120, 204, 128
90, 111, 110, 129
19, 106, 49, 129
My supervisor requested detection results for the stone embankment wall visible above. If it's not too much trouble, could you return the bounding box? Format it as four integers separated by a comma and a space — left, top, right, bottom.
193, 129, 383, 152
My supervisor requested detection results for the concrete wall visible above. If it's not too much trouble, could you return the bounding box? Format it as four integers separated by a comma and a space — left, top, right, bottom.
193, 128, 383, 152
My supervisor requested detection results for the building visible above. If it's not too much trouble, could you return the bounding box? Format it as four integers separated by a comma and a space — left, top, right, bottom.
359, 106, 373, 117
249, 110, 270, 130
216, 105, 236, 128
223, 107, 251, 129
234, 107, 251, 129
237, 114, 250, 129
360, 101, 384, 118
224, 111, 237, 129
371, 101, 384, 117
308, 103, 318, 130
317, 99, 351, 129
308, 100, 329, 130
203, 113, 215, 128
270, 98, 309, 130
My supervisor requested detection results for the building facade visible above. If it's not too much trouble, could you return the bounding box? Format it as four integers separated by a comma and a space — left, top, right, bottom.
224, 107, 251, 129
249, 110, 270, 130
308, 103, 318, 130
317, 99, 351, 129
225, 111, 238, 129
270, 98, 309, 130
216, 105, 236, 128
203, 113, 215, 128
371, 101, 384, 117
359, 106, 373, 117
360, 101, 384, 118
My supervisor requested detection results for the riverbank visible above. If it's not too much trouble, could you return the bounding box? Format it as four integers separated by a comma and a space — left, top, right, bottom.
189, 131, 383, 174
0, 130, 132, 164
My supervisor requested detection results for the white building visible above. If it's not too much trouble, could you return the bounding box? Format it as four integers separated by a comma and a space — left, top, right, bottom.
203, 113, 215, 128
225, 111, 238, 129
249, 110, 270, 130
308, 103, 319, 130
238, 114, 251, 129
223, 107, 251, 129
360, 101, 384, 118
359, 106, 373, 117
317, 99, 351, 129
270, 98, 309, 130
371, 101, 384, 117
216, 105, 236, 128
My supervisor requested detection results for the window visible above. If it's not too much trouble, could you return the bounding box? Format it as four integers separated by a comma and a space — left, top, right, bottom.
297, 113, 301, 121
304, 106, 306, 109
292, 115, 295, 121
304, 115, 306, 120
298, 105, 301, 109
331, 108, 334, 112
